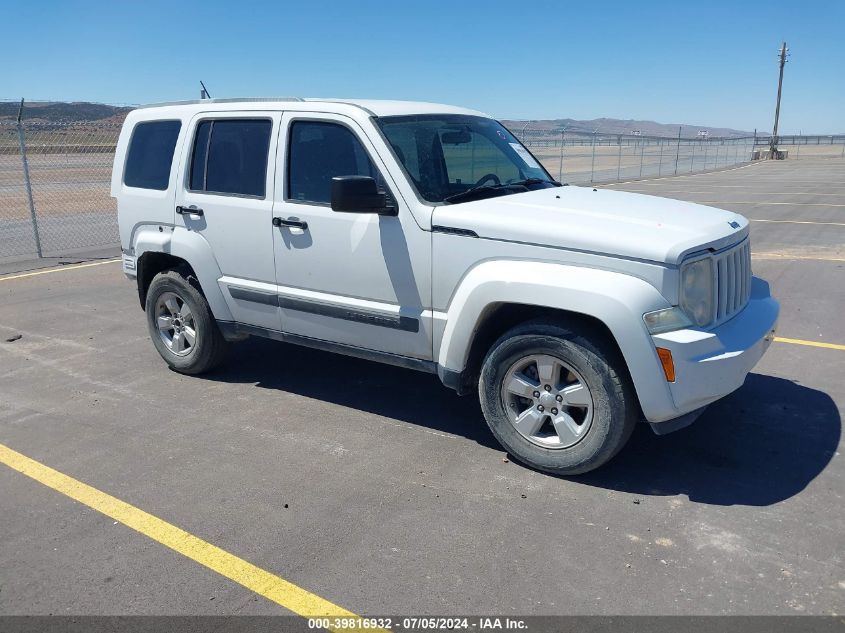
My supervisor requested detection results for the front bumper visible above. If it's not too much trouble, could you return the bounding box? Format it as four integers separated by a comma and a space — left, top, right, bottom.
648, 276, 779, 429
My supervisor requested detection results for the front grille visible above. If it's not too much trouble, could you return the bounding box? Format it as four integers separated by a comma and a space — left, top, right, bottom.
715, 240, 752, 323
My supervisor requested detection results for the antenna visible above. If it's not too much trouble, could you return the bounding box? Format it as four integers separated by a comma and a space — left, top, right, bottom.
200, 81, 212, 100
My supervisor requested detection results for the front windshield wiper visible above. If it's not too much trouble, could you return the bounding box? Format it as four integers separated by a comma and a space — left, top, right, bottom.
442, 178, 559, 204
442, 183, 501, 204
508, 177, 561, 187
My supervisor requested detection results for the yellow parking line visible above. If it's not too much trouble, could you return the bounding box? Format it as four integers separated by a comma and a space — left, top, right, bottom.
0, 259, 121, 282
774, 337, 845, 351
0, 443, 365, 628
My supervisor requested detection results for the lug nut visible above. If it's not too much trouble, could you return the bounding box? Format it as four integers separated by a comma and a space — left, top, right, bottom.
537, 405, 544, 412
544, 385, 552, 392
533, 391, 541, 398
551, 408, 558, 415
555, 394, 563, 402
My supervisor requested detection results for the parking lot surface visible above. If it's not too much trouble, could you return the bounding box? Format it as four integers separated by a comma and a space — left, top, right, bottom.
1, 158, 843, 617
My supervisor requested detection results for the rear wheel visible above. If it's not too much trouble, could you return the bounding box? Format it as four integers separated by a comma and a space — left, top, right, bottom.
145, 269, 228, 374
479, 321, 637, 475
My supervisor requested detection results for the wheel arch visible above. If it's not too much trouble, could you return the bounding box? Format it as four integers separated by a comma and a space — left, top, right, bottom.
137, 252, 194, 308
132, 226, 233, 322
435, 260, 680, 422
453, 303, 627, 395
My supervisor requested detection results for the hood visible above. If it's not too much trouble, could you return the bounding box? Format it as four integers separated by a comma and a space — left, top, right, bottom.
432, 186, 749, 264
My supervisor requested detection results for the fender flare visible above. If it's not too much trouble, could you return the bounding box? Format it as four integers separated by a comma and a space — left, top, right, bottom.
132, 225, 233, 322
436, 260, 680, 422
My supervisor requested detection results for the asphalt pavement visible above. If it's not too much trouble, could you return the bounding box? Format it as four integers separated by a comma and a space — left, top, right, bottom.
0, 158, 842, 618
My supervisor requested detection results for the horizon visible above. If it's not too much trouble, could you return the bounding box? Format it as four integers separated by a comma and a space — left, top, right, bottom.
0, 99, 810, 136
3, 0, 843, 134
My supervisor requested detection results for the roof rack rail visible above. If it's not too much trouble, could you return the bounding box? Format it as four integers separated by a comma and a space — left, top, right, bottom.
135, 97, 305, 109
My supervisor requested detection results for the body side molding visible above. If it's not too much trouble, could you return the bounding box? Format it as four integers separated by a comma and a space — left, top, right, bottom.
226, 287, 420, 333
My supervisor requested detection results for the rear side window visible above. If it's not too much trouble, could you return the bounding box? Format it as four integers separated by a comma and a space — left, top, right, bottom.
124, 120, 181, 190
288, 120, 387, 204
189, 119, 272, 197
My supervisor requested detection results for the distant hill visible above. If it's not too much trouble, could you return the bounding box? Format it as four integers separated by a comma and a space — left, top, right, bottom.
0, 101, 132, 123
501, 117, 756, 139
1, 101, 756, 138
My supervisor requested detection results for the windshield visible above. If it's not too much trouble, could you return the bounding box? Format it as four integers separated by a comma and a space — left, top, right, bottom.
376, 115, 557, 204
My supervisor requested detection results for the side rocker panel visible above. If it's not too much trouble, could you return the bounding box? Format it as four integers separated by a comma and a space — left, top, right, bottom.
436, 260, 681, 423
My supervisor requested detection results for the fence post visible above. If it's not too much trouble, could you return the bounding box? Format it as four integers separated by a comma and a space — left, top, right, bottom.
616, 135, 622, 181
639, 141, 644, 178
558, 128, 565, 182
16, 99, 42, 258
590, 130, 597, 183
658, 140, 664, 176
673, 126, 681, 175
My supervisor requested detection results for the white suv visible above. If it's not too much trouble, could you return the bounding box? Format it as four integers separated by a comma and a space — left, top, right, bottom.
112, 98, 779, 474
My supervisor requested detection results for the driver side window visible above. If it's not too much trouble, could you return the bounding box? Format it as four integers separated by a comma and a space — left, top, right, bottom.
287, 120, 390, 205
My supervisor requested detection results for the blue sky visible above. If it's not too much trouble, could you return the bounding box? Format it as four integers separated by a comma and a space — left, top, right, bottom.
3, 0, 843, 133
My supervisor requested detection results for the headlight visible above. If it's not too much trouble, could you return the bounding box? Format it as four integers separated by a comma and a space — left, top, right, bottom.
679, 257, 715, 327
643, 307, 693, 334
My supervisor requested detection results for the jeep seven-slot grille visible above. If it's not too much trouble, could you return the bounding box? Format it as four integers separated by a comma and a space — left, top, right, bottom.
715, 240, 752, 323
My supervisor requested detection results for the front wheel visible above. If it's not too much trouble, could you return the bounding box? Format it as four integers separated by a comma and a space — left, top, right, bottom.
145, 269, 228, 375
479, 322, 637, 475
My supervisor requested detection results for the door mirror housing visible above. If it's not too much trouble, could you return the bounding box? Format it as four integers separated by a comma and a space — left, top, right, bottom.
331, 176, 395, 215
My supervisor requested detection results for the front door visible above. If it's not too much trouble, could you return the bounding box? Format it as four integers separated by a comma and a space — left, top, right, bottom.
174, 112, 281, 330
271, 113, 432, 360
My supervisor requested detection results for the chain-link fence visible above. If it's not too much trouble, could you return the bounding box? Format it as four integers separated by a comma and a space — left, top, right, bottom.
0, 116, 120, 261
2, 102, 844, 262
513, 128, 845, 186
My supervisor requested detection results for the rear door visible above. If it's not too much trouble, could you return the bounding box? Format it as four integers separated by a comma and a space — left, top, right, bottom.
174, 112, 281, 330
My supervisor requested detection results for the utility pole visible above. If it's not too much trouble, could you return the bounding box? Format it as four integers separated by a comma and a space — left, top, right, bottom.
770, 42, 788, 156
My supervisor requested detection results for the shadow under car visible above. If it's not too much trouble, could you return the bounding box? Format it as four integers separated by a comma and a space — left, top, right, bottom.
201, 338, 840, 507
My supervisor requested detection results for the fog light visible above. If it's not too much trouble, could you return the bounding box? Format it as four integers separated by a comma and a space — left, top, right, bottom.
656, 347, 675, 382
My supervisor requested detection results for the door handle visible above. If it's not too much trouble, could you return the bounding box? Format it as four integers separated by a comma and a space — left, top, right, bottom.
272, 217, 308, 230
176, 205, 204, 217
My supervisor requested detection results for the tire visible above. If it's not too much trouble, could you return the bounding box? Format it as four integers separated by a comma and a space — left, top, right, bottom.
144, 269, 228, 374
479, 321, 637, 475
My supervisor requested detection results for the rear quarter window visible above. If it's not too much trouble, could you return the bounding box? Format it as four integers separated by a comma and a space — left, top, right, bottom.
123, 120, 182, 190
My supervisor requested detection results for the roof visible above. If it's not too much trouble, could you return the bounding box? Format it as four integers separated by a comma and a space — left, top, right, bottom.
308, 99, 489, 117
133, 97, 489, 118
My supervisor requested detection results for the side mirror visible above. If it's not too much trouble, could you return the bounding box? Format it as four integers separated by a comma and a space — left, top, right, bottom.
331, 176, 395, 215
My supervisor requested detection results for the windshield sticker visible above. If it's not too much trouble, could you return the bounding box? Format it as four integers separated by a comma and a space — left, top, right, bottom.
509, 143, 542, 170
496, 129, 507, 139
